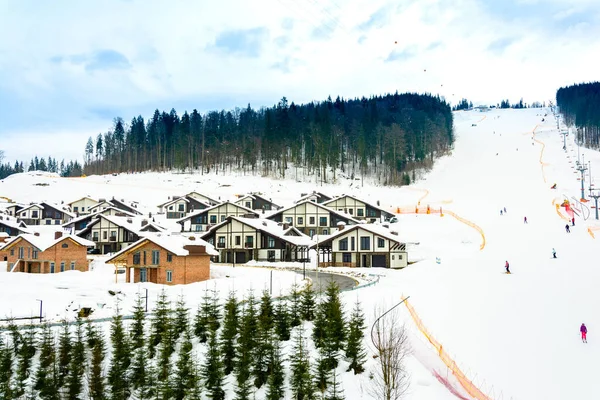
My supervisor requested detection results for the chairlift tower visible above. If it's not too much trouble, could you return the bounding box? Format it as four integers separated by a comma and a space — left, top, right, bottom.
560, 129, 568, 151
589, 162, 600, 220
576, 157, 588, 201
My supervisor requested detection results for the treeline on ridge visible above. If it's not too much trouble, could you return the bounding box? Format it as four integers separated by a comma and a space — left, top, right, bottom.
556, 82, 600, 149
83, 92, 454, 186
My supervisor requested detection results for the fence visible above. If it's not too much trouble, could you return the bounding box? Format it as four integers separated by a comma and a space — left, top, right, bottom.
404, 298, 494, 400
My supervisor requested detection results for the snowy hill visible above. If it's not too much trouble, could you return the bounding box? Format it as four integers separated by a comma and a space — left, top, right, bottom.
1, 107, 599, 399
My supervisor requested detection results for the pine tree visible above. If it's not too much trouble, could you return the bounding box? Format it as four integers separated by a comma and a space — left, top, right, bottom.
290, 328, 315, 400
0, 334, 14, 399
325, 369, 345, 400
314, 281, 345, 352
108, 302, 131, 399
253, 290, 275, 388
149, 289, 173, 358
345, 299, 367, 374
173, 295, 190, 337
274, 299, 291, 341
66, 317, 85, 399
211, 287, 222, 332
301, 283, 316, 321
289, 282, 302, 327
194, 289, 213, 343
130, 291, 146, 350
220, 291, 239, 375
203, 329, 225, 399
172, 330, 199, 400
312, 304, 327, 349
156, 338, 174, 399
314, 352, 331, 395
265, 339, 285, 400
57, 321, 71, 390
34, 323, 59, 399
234, 299, 254, 400
88, 324, 106, 400
15, 323, 36, 397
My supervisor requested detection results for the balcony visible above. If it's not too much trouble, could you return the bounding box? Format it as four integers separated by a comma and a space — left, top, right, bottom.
109, 236, 117, 242
244, 243, 253, 248
217, 243, 226, 248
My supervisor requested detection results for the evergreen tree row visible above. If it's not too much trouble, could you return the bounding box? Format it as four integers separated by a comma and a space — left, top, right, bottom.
82, 92, 454, 185
556, 82, 600, 150
0, 281, 366, 399
0, 154, 83, 180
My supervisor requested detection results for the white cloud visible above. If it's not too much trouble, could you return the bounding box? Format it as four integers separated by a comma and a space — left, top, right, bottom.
0, 0, 599, 162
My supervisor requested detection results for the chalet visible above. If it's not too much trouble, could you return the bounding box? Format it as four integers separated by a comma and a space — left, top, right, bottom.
76, 214, 144, 254
234, 193, 281, 212
89, 198, 142, 215
201, 216, 313, 264
0, 216, 30, 236
187, 192, 220, 206
106, 234, 218, 285
295, 191, 332, 204
67, 196, 99, 216
5, 203, 25, 217
157, 195, 210, 219
322, 194, 394, 223
267, 200, 359, 236
177, 201, 259, 232
63, 206, 138, 233
2, 231, 94, 273
311, 223, 407, 269
17, 202, 74, 226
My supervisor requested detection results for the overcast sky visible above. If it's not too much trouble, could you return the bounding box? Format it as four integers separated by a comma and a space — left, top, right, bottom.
1, 0, 599, 163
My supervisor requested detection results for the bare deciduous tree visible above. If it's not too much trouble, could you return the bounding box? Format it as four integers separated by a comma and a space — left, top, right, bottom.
368, 306, 410, 400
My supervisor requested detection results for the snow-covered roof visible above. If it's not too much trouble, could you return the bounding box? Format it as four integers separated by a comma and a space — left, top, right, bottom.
67, 196, 98, 205
18, 203, 44, 213
269, 200, 361, 224
176, 201, 258, 223
323, 194, 394, 216
312, 223, 404, 246
106, 233, 218, 263
157, 196, 190, 208
1, 233, 95, 251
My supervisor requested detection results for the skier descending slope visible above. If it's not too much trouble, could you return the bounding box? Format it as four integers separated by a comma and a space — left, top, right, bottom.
552, 248, 557, 259
581, 323, 588, 343
505, 261, 510, 274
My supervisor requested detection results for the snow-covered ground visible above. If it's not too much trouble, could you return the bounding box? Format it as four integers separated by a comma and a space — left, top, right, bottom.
1, 106, 599, 399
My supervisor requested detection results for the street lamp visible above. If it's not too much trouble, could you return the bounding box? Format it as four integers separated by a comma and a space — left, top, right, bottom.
35, 299, 43, 323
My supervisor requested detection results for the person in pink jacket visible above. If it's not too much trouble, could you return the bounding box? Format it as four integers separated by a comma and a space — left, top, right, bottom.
581, 323, 587, 343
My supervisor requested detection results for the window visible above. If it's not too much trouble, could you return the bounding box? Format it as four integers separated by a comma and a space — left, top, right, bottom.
60, 262, 65, 272
55, 220, 60, 225
338, 238, 348, 251
166, 270, 173, 283
70, 262, 75, 270
133, 252, 141, 265
93, 232, 99, 241
178, 204, 185, 212
378, 238, 385, 248
322, 229, 328, 235
152, 250, 160, 265
143, 251, 147, 265
285, 217, 293, 224
357, 208, 364, 217
309, 229, 315, 237
235, 236, 241, 245
74, 206, 79, 212
168, 205, 173, 211
297, 217, 304, 225
18, 247, 24, 259
10, 249, 14, 256
245, 236, 254, 247
46, 219, 51, 225
62, 243, 68, 248
268, 237, 275, 248
195, 225, 202, 232
210, 215, 217, 224
50, 262, 55, 273
319, 217, 327, 227
399, 254, 403, 260
349, 209, 353, 215
217, 236, 226, 248
32, 250, 38, 259
140, 268, 147, 282
351, 237, 355, 251
167, 253, 173, 262
267, 250, 276, 261
32, 211, 38, 218
103, 231, 107, 240
367, 208, 377, 217
110, 230, 117, 239
309, 216, 315, 225
343, 253, 351, 263
221, 215, 226, 222
245, 201, 251, 208
392, 255, 395, 260
360, 237, 370, 250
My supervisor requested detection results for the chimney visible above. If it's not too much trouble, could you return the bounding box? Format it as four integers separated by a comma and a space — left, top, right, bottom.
142, 219, 148, 227
34, 232, 40, 236
127, 218, 132, 224
184, 245, 206, 255
391, 231, 398, 236
282, 222, 289, 230
188, 236, 196, 241
337, 221, 346, 231
55, 231, 63, 240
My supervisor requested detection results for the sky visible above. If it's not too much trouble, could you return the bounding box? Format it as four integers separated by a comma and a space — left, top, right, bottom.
0, 0, 599, 163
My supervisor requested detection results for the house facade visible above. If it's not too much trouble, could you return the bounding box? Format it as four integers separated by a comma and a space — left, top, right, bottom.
158, 196, 210, 219
106, 235, 217, 285
201, 216, 312, 264
267, 200, 359, 236
312, 224, 407, 269
77, 215, 141, 254
295, 191, 332, 204
2, 232, 94, 273
64, 207, 137, 233
234, 194, 281, 212
178, 202, 259, 232
18, 203, 73, 226
68, 197, 99, 216
0, 217, 29, 236
323, 195, 394, 223
187, 192, 220, 206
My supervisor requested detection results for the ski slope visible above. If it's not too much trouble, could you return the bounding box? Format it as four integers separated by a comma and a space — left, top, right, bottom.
1, 107, 600, 398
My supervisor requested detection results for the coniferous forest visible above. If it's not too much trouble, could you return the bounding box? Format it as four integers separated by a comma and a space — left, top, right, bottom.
82, 92, 454, 186
0, 282, 369, 399
556, 82, 600, 149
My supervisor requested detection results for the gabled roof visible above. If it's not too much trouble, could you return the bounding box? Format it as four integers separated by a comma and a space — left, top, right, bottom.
236, 193, 281, 209
106, 233, 218, 263
1, 233, 95, 252
18, 203, 45, 213
110, 198, 142, 215
187, 191, 220, 205
158, 196, 190, 208
41, 202, 75, 218
295, 191, 332, 203
0, 217, 30, 232
67, 196, 98, 206
202, 216, 314, 247
311, 223, 404, 248
323, 194, 394, 216
63, 206, 137, 228
267, 200, 361, 224
176, 201, 258, 224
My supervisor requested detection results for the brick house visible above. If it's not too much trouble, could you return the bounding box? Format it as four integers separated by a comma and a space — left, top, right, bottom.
2, 232, 94, 273
311, 223, 407, 268
106, 234, 218, 285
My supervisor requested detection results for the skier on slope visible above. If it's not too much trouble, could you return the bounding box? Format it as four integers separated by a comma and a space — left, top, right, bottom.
581, 323, 588, 343
524, 216, 528, 224
572, 217, 575, 226
552, 248, 557, 258
565, 224, 571, 233
505, 261, 510, 274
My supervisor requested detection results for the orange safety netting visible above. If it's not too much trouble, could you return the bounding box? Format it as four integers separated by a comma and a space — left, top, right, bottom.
404, 298, 492, 400
531, 124, 548, 183
588, 227, 600, 239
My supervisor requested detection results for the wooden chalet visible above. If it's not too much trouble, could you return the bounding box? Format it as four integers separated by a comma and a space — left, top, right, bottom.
177, 201, 259, 232
322, 194, 394, 222
267, 200, 359, 236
